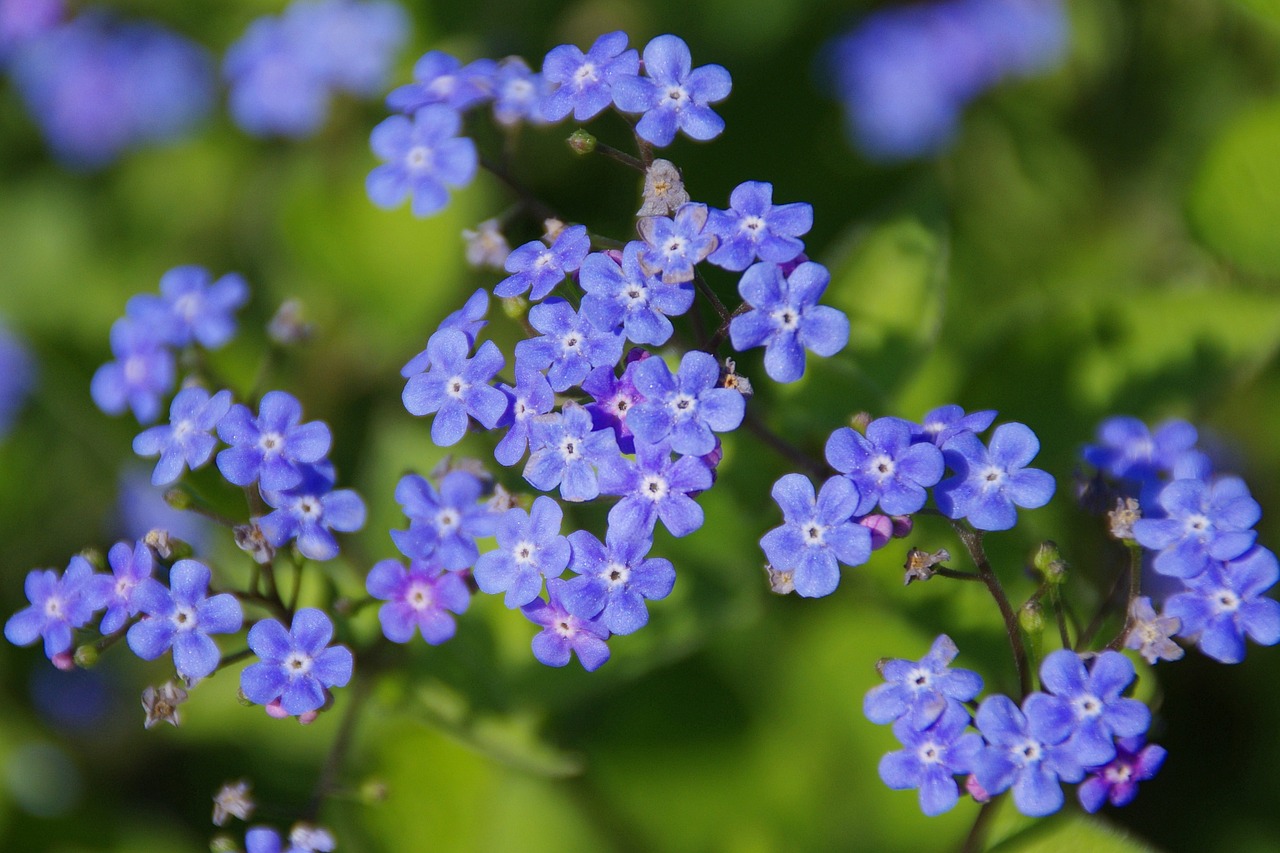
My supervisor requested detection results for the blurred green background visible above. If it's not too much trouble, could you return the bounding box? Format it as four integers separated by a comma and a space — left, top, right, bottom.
2, 0, 1280, 850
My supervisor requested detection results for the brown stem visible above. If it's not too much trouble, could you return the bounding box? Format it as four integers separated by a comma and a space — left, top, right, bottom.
304, 669, 370, 821
959, 797, 1000, 853
691, 269, 730, 323
480, 156, 560, 223
707, 303, 751, 352
742, 410, 826, 479
951, 522, 1032, 698
1106, 542, 1144, 651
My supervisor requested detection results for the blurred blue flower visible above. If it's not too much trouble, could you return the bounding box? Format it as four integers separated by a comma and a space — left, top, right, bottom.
0, 320, 35, 440
0, 0, 63, 64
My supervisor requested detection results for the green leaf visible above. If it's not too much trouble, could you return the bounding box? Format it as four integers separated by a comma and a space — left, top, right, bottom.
988, 813, 1158, 853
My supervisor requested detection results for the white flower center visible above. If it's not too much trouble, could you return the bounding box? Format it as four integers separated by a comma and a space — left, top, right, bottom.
561, 332, 581, 352
671, 393, 697, 417
172, 604, 198, 632
1074, 693, 1103, 720
284, 650, 314, 676
573, 62, 598, 87
803, 521, 826, 547
604, 561, 630, 586
1016, 739, 1043, 765
173, 293, 201, 322
664, 85, 688, 106
560, 435, 580, 461
980, 466, 1006, 488
435, 509, 460, 533
124, 355, 148, 385
1185, 514, 1210, 535
641, 473, 668, 502
446, 376, 468, 399
406, 581, 433, 611
772, 307, 799, 332
297, 497, 322, 521
44, 596, 64, 618
1213, 588, 1241, 614
908, 667, 932, 690
514, 541, 538, 564
872, 455, 895, 481
742, 215, 765, 235
916, 740, 944, 766
259, 432, 284, 453
406, 145, 433, 171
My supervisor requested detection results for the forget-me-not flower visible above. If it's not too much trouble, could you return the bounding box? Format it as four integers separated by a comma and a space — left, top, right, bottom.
935, 422, 1055, 531
240, 608, 353, 716
126, 559, 243, 682
706, 181, 812, 272
133, 387, 232, 486
401, 329, 507, 447
612, 34, 731, 147
217, 390, 332, 491
729, 261, 849, 383
760, 473, 871, 598
366, 104, 478, 218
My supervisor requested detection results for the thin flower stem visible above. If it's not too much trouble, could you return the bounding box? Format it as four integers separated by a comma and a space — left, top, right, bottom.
1051, 587, 1071, 648
708, 302, 751, 352
1106, 542, 1144, 651
590, 138, 647, 172
935, 567, 983, 582
742, 410, 827, 479
951, 521, 1032, 698
479, 156, 560, 223
959, 797, 1001, 853
1076, 553, 1130, 651
216, 647, 254, 673
304, 669, 370, 821
691, 269, 730, 323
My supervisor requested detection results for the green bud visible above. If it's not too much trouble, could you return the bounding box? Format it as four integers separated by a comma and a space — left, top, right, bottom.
74, 644, 99, 669
78, 547, 106, 570
1033, 541, 1062, 575
500, 294, 528, 320
567, 128, 597, 155
849, 411, 872, 434
209, 834, 239, 853
1019, 600, 1046, 636
361, 778, 390, 803
164, 488, 193, 511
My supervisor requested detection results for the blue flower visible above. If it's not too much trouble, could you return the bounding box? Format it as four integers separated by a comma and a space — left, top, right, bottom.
729, 261, 849, 383
1077, 737, 1166, 813
366, 558, 470, 645
390, 470, 497, 569
366, 105, 478, 218
598, 439, 711, 539
401, 329, 507, 446
494, 363, 555, 467
760, 473, 871, 598
637, 203, 718, 284
612, 34, 731, 147
706, 181, 812, 272
971, 692, 1084, 817
524, 402, 620, 502
217, 390, 332, 491
494, 224, 590, 301
1123, 596, 1184, 665
90, 318, 176, 424
560, 529, 675, 635
126, 266, 249, 350
224, 15, 330, 138
582, 362, 645, 455
1132, 476, 1260, 579
825, 417, 945, 516
513, 297, 623, 392
863, 634, 984, 729
522, 578, 611, 671
1164, 546, 1280, 663
0, 0, 63, 63
911, 404, 996, 448
1037, 649, 1151, 768
97, 540, 155, 634
935, 422, 1055, 531
245, 824, 336, 853
241, 608, 354, 716
474, 496, 572, 608
385, 50, 497, 113
627, 351, 743, 457
126, 559, 243, 682
282, 0, 407, 96
0, 320, 35, 440
5, 556, 106, 661
400, 288, 491, 378
491, 56, 548, 126
580, 243, 694, 346
1084, 416, 1199, 484
133, 387, 233, 486
541, 31, 639, 122
259, 464, 366, 562
879, 702, 983, 816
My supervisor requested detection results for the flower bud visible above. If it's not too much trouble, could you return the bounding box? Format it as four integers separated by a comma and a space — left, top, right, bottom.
567, 128, 596, 155
164, 487, 193, 511
1019, 599, 1045, 635
73, 644, 99, 669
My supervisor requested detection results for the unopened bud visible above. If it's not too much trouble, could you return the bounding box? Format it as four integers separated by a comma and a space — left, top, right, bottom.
164, 488, 193, 511
567, 128, 596, 155
209, 834, 238, 853
361, 778, 390, 803
51, 651, 75, 671
1019, 600, 1045, 635
267, 298, 314, 345
542, 217, 567, 243
1033, 541, 1062, 575
78, 548, 105, 571
500, 294, 528, 319
74, 644, 99, 669
850, 412, 872, 433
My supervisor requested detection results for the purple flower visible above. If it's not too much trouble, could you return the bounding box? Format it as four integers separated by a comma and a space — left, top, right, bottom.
133, 387, 233, 486
879, 702, 984, 816
90, 318, 176, 424
1037, 649, 1150, 768
760, 474, 871, 598
400, 288, 491, 378
245, 825, 336, 853
241, 608, 354, 716
729, 261, 849, 383
523, 402, 620, 502
283, 0, 408, 96
401, 329, 507, 446
1084, 416, 1199, 483
126, 559, 243, 682
637, 204, 718, 284
1077, 736, 1167, 813
1164, 546, 1280, 664
5, 556, 106, 660
598, 439, 711, 539
126, 266, 249, 350
1132, 476, 1261, 579
864, 634, 984, 729
971, 692, 1084, 817
494, 224, 590, 301
612, 34, 731, 147
580, 243, 695, 346
825, 417, 945, 516
627, 350, 745, 457
367, 105, 478, 218
0, 0, 63, 62
224, 15, 330, 137
492, 56, 548, 126
474, 496, 572, 608
385, 50, 497, 113
366, 558, 470, 644
706, 181, 812, 272
935, 422, 1055, 531
560, 529, 676, 635
390, 470, 497, 569
582, 362, 645, 454
541, 31, 639, 122
521, 578, 611, 671
513, 297, 623, 392
494, 363, 555, 467
216, 390, 332, 491
97, 540, 155, 634
911, 404, 996, 447
259, 465, 366, 562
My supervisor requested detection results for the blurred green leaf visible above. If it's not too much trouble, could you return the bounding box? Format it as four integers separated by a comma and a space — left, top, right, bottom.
989, 813, 1157, 853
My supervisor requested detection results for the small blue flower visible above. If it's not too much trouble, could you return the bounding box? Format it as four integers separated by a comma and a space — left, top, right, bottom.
524, 402, 620, 502
1132, 476, 1261, 579
598, 439, 711, 539
98, 540, 155, 635
863, 634, 984, 729
514, 297, 623, 392
385, 50, 497, 113
706, 181, 812, 272
560, 529, 675, 635
240, 608, 354, 716
612, 34, 731, 147
911, 404, 996, 448
1084, 416, 1199, 483
283, 0, 408, 96
224, 15, 330, 138
133, 387, 233, 486
0, 320, 35, 439
126, 559, 243, 682
729, 261, 849, 383
1164, 546, 1280, 664
760, 473, 871, 598
259, 464, 366, 562
494, 363, 555, 467
494, 224, 590, 301
935, 422, 1055, 531
0, 0, 63, 63
522, 578, 611, 671
971, 692, 1084, 817
400, 288, 491, 378
474, 496, 572, 608
582, 362, 645, 455
825, 417, 944, 516
401, 329, 507, 447
366, 558, 470, 645
5, 556, 106, 661
90, 318, 176, 424
390, 470, 497, 569
540, 31, 639, 122
217, 390, 332, 491
627, 350, 744, 457
126, 266, 249, 350
1077, 736, 1167, 813
580, 243, 694, 346
245, 824, 336, 853
1037, 649, 1151, 768
366, 105, 478, 218
878, 702, 984, 816
637, 203, 718, 284
491, 56, 548, 127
